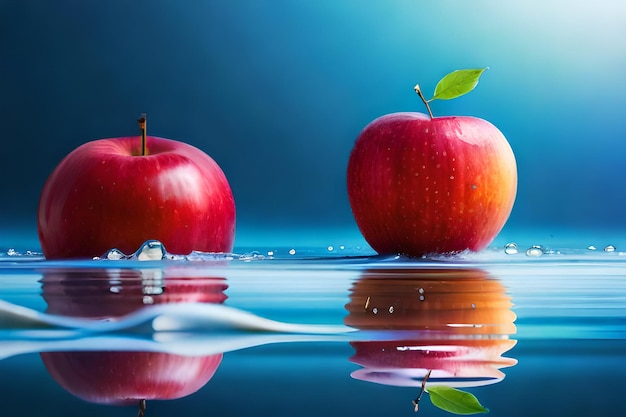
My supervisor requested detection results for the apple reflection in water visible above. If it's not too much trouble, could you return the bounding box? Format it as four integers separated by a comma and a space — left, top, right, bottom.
39, 268, 227, 405
345, 268, 517, 388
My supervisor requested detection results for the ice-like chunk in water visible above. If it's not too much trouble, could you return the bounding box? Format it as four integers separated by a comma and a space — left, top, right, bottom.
97, 240, 166, 261
136, 240, 167, 261
103, 248, 126, 260
96, 240, 266, 262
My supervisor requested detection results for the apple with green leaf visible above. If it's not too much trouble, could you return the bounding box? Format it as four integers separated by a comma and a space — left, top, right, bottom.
38, 115, 236, 259
347, 69, 517, 256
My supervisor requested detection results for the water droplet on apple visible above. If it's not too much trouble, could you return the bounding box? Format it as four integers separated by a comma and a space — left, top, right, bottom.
504, 242, 519, 255
604, 244, 616, 252
471, 303, 476, 309
419, 295, 425, 301
109, 286, 122, 294
388, 306, 394, 314
372, 307, 379, 315
525, 245, 544, 257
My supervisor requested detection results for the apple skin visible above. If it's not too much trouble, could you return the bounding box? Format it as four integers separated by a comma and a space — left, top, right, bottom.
347, 112, 517, 256
38, 135, 236, 259
42, 350, 223, 406
344, 268, 517, 387
39, 268, 227, 405
345, 268, 516, 335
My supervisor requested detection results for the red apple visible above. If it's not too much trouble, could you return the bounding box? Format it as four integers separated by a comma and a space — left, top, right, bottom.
39, 268, 227, 405
344, 268, 517, 387
347, 87, 516, 256
42, 350, 223, 406
38, 122, 235, 259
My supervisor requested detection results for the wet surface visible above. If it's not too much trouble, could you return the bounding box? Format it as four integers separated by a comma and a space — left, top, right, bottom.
1, 248, 625, 416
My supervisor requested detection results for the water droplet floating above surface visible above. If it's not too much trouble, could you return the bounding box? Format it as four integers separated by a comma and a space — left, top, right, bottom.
526, 245, 544, 257
604, 245, 616, 252
504, 242, 519, 255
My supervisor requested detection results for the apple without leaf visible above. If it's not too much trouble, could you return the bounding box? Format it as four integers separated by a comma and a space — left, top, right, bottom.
344, 268, 517, 388
347, 69, 517, 256
38, 116, 235, 259
40, 268, 228, 405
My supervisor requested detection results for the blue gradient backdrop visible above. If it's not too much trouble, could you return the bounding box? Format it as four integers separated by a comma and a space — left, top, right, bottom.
2, 0, 625, 249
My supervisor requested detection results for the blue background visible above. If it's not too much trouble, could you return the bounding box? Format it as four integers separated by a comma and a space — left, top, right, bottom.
2, 0, 625, 250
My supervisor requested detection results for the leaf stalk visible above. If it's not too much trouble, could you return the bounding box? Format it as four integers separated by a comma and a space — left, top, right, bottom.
414, 85, 434, 119
412, 369, 432, 412
138, 399, 146, 417
138, 114, 147, 156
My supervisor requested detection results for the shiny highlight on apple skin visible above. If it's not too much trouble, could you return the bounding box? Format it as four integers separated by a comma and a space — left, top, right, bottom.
38, 136, 236, 259
347, 112, 517, 257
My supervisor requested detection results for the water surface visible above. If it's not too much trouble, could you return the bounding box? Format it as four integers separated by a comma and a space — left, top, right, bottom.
0, 247, 625, 416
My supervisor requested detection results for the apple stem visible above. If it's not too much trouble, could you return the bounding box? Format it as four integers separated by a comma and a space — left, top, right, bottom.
138, 114, 147, 156
414, 85, 434, 119
412, 369, 432, 413
138, 399, 147, 417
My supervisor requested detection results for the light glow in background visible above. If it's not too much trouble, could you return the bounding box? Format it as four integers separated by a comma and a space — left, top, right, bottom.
1, 0, 625, 250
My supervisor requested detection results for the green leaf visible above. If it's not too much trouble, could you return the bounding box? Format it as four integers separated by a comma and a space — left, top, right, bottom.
430, 68, 488, 101
427, 386, 489, 415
